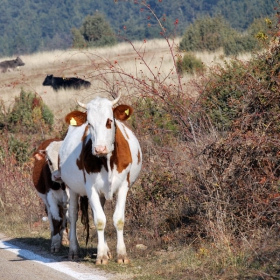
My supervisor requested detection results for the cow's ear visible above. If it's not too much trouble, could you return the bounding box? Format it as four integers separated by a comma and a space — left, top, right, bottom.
33, 150, 45, 161
113, 105, 133, 121
65, 110, 87, 126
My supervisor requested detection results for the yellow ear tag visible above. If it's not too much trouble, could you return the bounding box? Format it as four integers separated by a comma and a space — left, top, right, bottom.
70, 117, 77, 126
125, 109, 130, 116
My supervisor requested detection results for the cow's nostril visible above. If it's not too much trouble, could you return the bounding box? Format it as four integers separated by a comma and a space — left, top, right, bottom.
94, 146, 107, 154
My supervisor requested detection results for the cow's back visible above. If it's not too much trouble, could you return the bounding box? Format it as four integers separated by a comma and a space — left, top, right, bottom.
60, 124, 89, 195
33, 138, 61, 194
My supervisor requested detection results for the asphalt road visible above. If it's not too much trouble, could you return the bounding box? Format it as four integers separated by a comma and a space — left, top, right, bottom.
0, 236, 112, 280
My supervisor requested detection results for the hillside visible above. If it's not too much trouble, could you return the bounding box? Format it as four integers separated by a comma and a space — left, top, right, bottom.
0, 38, 252, 121
0, 0, 275, 57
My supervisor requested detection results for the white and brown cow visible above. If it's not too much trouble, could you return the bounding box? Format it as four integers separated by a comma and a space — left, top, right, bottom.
33, 139, 69, 252
59, 93, 142, 264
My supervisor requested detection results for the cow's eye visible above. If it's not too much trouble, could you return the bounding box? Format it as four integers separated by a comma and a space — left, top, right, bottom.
106, 118, 112, 129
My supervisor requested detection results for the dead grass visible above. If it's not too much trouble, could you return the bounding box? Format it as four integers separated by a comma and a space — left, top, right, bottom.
0, 38, 251, 119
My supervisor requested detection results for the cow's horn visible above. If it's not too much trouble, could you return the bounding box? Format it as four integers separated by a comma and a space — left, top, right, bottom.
112, 92, 122, 106
77, 100, 87, 109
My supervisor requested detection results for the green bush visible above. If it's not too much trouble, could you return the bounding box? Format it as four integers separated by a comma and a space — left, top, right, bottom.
180, 16, 272, 56
8, 135, 31, 164
72, 12, 116, 48
131, 97, 180, 145
200, 39, 280, 133
179, 15, 233, 53
177, 52, 206, 75
4, 89, 54, 133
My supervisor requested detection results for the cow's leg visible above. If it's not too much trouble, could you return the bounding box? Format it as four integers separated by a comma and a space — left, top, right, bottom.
38, 192, 54, 250
51, 218, 62, 252
68, 190, 79, 260
61, 188, 70, 246
47, 190, 63, 252
113, 183, 129, 264
87, 189, 109, 265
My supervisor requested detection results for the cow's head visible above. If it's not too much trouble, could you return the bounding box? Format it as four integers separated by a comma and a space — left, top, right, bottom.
15, 57, 25, 66
45, 141, 63, 182
65, 93, 133, 157
33, 141, 63, 182
43, 75, 53, 86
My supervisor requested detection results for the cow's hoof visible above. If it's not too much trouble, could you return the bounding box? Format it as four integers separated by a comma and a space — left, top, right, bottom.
51, 233, 61, 253
96, 256, 109, 265
68, 253, 79, 261
51, 246, 60, 253
117, 255, 130, 264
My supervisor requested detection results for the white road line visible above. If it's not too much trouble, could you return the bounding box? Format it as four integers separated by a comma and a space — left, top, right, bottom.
0, 240, 108, 280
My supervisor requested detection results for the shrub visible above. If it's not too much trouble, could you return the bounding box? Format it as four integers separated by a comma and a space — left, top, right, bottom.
8, 134, 31, 164
179, 15, 234, 53
200, 42, 280, 132
72, 12, 116, 48
176, 52, 206, 75
180, 15, 272, 56
4, 89, 53, 134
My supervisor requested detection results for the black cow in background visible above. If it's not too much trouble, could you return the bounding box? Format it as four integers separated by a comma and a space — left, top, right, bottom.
0, 57, 25, 73
43, 74, 91, 91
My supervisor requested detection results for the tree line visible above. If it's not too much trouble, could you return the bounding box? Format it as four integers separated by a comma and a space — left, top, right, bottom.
0, 0, 276, 57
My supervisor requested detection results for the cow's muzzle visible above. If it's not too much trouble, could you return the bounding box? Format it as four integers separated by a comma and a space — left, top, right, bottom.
94, 145, 108, 156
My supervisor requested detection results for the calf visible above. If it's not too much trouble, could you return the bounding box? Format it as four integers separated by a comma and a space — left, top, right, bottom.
43, 74, 91, 91
0, 56, 25, 73
33, 138, 69, 252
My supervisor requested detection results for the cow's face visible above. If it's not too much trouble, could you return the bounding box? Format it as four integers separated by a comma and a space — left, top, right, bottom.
86, 98, 116, 156
66, 95, 133, 157
45, 141, 63, 182
15, 57, 25, 66
43, 75, 53, 86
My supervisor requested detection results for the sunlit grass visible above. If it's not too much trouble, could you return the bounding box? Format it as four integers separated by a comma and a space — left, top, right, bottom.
0, 38, 252, 119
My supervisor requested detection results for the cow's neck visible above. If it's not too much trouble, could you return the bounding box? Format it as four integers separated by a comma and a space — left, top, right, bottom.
110, 124, 132, 173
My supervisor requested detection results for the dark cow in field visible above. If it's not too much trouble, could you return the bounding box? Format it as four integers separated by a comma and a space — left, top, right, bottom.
32, 138, 69, 252
0, 56, 25, 73
42, 74, 91, 91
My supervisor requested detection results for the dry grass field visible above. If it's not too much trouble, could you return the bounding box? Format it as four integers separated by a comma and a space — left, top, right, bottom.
0, 38, 251, 119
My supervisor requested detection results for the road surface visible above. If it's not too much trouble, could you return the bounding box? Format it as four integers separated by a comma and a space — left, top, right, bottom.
0, 235, 114, 280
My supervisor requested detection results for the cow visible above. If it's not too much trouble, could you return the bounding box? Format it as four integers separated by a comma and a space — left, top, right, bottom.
59, 93, 142, 264
0, 56, 25, 73
33, 138, 69, 252
42, 74, 91, 91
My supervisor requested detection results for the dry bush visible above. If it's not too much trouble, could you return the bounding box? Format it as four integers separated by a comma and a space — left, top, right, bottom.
0, 129, 44, 225
78, 5, 280, 277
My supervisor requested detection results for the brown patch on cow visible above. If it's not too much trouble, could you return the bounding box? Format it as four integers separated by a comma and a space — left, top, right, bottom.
113, 105, 133, 121
32, 138, 61, 194
137, 149, 141, 165
65, 110, 87, 126
58, 154, 60, 169
106, 118, 112, 129
76, 138, 108, 182
110, 124, 132, 173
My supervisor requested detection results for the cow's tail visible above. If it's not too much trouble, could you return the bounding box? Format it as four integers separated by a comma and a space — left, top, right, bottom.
80, 196, 89, 245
